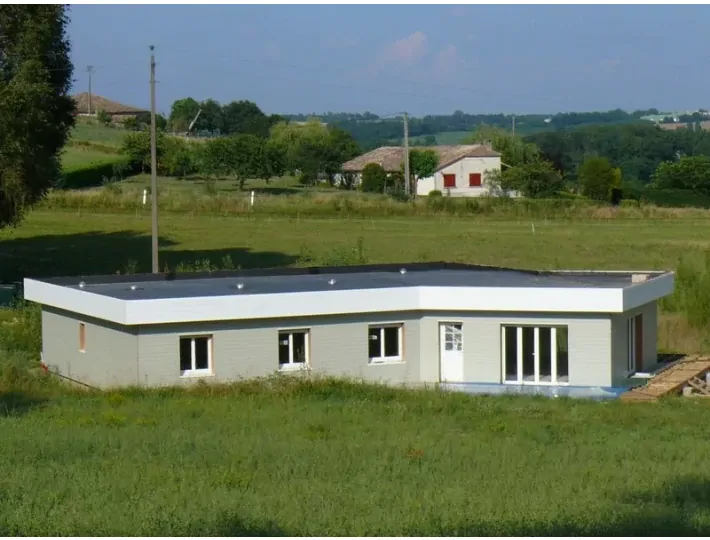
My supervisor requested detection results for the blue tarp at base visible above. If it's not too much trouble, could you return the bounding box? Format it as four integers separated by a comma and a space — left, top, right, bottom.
440, 382, 628, 401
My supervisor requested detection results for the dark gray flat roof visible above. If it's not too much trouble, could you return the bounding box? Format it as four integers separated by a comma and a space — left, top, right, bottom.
35, 263, 668, 301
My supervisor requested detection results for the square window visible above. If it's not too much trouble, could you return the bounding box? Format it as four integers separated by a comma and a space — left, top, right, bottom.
278, 330, 309, 369
443, 174, 456, 188
368, 325, 403, 363
469, 173, 482, 187
179, 336, 212, 376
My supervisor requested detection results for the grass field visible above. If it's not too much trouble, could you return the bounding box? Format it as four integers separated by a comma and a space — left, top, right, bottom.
2, 377, 710, 536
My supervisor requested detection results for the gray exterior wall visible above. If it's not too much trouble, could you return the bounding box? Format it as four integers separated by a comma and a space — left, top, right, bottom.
419, 312, 613, 387
42, 306, 658, 390
41, 307, 138, 387
136, 312, 421, 388
610, 301, 659, 386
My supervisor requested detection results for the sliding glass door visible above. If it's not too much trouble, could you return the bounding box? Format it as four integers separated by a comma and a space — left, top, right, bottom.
502, 325, 569, 385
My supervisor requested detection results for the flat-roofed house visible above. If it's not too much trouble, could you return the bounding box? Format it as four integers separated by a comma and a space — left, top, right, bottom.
24, 263, 674, 397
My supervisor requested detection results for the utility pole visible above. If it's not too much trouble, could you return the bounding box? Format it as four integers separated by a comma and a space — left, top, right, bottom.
86, 65, 94, 115
511, 114, 516, 137
403, 112, 410, 199
149, 46, 159, 274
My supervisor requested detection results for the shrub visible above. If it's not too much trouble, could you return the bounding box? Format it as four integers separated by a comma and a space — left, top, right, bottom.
160, 137, 196, 178
579, 156, 616, 202
428, 190, 443, 198
361, 163, 388, 193
96, 109, 112, 126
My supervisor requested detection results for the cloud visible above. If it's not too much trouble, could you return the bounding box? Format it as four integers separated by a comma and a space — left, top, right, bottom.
371, 31, 428, 74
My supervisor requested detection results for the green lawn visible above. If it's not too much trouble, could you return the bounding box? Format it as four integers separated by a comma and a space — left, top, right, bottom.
69, 120, 127, 147
1, 379, 710, 535
61, 145, 123, 172
2, 211, 705, 280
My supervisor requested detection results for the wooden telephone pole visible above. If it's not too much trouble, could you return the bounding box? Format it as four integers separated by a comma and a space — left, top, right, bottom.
149, 46, 159, 273
403, 112, 410, 198
86, 65, 94, 114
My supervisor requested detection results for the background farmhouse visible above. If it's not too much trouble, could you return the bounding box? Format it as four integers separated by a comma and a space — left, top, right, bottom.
341, 144, 505, 197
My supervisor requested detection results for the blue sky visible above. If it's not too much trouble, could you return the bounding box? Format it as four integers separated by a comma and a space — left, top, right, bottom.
68, 4, 710, 117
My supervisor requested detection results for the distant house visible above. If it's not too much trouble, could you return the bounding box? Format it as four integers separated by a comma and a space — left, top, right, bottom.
72, 92, 149, 122
341, 144, 508, 197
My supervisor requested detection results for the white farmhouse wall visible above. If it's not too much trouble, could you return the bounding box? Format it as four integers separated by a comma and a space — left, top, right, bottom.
417, 157, 507, 197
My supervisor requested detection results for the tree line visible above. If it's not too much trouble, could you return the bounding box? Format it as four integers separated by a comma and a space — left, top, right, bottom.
168, 97, 283, 138
284, 108, 664, 150
463, 124, 710, 205
525, 123, 710, 186
120, 119, 360, 188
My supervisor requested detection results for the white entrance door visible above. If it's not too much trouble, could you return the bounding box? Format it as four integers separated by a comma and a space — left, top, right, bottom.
439, 323, 464, 382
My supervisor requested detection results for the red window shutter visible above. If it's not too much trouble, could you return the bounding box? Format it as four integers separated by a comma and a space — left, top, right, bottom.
469, 173, 482, 187
443, 174, 456, 188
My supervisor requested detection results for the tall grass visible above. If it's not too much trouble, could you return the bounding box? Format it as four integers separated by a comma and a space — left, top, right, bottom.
661, 252, 710, 332
38, 187, 710, 221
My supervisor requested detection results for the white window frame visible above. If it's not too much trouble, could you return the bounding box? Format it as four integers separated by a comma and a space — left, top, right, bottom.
179, 334, 213, 378
626, 316, 636, 374
278, 329, 310, 371
368, 324, 404, 364
441, 322, 463, 352
501, 324, 569, 386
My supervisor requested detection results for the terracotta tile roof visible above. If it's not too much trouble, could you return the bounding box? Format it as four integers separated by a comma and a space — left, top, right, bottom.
342, 144, 501, 172
72, 92, 148, 115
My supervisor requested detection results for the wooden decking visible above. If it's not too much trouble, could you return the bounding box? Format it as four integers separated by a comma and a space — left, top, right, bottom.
620, 355, 710, 402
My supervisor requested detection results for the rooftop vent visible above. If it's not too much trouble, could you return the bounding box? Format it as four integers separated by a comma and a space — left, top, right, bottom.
328, 278, 337, 286
127, 285, 143, 291
78, 281, 86, 289
236, 282, 245, 290
632, 274, 649, 283
399, 268, 407, 274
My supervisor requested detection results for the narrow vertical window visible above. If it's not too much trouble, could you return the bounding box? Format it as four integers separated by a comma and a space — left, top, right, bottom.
79, 323, 86, 353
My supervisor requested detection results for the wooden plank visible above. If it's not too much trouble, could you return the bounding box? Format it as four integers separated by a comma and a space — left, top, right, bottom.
620, 355, 710, 402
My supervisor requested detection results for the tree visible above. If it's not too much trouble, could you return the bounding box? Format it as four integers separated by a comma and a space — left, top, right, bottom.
579, 156, 616, 201
361, 163, 388, 193
466, 125, 540, 167
169, 97, 200, 133
0, 5, 76, 227
269, 120, 360, 184
408, 149, 439, 196
135, 112, 167, 132
222, 100, 273, 137
160, 137, 196, 178
121, 131, 166, 173
322, 126, 360, 185
493, 161, 565, 198
196, 99, 223, 133
652, 156, 710, 195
